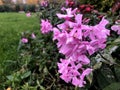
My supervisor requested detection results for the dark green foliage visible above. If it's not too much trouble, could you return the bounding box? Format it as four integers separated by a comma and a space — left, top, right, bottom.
39, 1, 62, 26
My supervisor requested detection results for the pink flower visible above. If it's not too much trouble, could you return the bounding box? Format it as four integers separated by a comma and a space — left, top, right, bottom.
111, 24, 120, 35
31, 33, 36, 39
72, 68, 92, 87
26, 12, 31, 17
21, 38, 28, 43
56, 8, 77, 20
58, 58, 92, 87
40, 0, 48, 7
80, 68, 92, 80
41, 19, 52, 34
61, 7, 66, 11
41, 8, 111, 87
65, 0, 69, 6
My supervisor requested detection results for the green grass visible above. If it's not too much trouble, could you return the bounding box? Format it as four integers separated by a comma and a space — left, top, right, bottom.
0, 13, 40, 75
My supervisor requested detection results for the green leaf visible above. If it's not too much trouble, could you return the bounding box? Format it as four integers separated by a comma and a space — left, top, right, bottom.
103, 82, 120, 90
114, 37, 120, 43
7, 75, 14, 81
21, 71, 31, 79
96, 70, 110, 89
114, 66, 120, 81
93, 62, 102, 70
86, 72, 93, 84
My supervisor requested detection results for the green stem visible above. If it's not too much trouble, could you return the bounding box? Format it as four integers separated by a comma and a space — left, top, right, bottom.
75, 86, 79, 90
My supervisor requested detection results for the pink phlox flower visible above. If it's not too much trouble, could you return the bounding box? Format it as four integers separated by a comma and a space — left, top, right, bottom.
71, 68, 92, 87
57, 21, 75, 31
56, 8, 77, 20
58, 59, 83, 84
52, 28, 60, 41
41, 19, 52, 34
40, 0, 48, 7
84, 17, 110, 40
111, 24, 120, 35
80, 68, 92, 81
26, 12, 31, 17
90, 38, 106, 51
50, 8, 111, 87
78, 55, 90, 65
72, 76, 85, 87
57, 34, 80, 57
56, 32, 67, 48
82, 18, 90, 24
58, 58, 92, 87
61, 7, 66, 11
57, 59, 71, 74
31, 33, 36, 39
21, 38, 28, 43
70, 14, 90, 40
93, 17, 110, 39
65, 0, 69, 6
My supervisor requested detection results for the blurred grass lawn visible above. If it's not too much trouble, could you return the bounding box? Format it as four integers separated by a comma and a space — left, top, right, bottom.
0, 12, 40, 72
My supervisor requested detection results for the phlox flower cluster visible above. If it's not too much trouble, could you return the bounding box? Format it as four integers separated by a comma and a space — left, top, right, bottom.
21, 38, 28, 43
111, 20, 120, 35
41, 19, 52, 34
26, 12, 31, 17
40, 0, 48, 7
21, 33, 36, 44
40, 8, 110, 87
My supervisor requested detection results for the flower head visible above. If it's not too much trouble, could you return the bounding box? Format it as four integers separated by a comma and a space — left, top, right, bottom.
40, 0, 48, 7
111, 24, 120, 35
31, 33, 36, 39
26, 12, 31, 17
41, 19, 52, 34
21, 38, 28, 43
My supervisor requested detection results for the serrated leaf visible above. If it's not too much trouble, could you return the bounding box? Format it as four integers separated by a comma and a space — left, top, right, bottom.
103, 82, 120, 90
93, 62, 102, 70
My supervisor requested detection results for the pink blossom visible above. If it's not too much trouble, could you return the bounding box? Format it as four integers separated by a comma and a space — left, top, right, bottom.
41, 8, 111, 87
80, 68, 92, 80
111, 24, 120, 35
58, 58, 92, 87
31, 33, 36, 39
65, 0, 69, 6
72, 76, 85, 87
41, 19, 52, 34
56, 8, 77, 20
21, 38, 28, 43
40, 0, 48, 7
26, 12, 31, 17
84, 17, 110, 40
61, 7, 66, 11
72, 68, 92, 87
